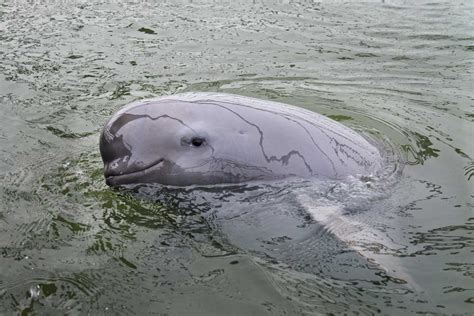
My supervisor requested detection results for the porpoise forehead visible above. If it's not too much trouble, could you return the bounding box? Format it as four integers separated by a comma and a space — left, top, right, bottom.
110, 99, 257, 137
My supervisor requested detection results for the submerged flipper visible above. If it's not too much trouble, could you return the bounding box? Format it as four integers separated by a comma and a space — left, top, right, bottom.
296, 194, 422, 291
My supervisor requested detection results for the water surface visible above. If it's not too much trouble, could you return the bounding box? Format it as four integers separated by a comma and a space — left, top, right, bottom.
0, 0, 472, 314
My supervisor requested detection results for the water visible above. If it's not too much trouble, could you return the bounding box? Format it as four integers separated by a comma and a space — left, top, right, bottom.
0, 0, 472, 314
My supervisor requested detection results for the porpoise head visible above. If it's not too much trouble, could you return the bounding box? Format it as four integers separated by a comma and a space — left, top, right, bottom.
100, 93, 384, 187
99, 98, 277, 186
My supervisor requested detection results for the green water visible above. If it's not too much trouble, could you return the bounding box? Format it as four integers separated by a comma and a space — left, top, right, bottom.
0, 1, 472, 314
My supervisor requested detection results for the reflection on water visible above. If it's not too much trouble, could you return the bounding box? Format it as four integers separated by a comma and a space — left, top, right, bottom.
0, 0, 472, 314
402, 131, 440, 165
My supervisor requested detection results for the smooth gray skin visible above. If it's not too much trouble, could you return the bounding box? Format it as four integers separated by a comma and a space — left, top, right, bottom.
100, 92, 382, 186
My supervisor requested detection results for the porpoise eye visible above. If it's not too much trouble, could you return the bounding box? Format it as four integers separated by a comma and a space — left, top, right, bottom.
191, 137, 204, 147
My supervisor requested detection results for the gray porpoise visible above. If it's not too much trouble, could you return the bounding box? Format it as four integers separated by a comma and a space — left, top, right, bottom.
100, 92, 382, 186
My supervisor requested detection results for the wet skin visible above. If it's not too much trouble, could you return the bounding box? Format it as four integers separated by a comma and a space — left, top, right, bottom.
100, 92, 382, 186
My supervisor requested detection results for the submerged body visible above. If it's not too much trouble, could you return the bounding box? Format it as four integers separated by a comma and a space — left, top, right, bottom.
100, 92, 382, 186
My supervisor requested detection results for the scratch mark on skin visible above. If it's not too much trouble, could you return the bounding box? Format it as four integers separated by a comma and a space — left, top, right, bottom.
110, 113, 198, 137
207, 156, 276, 176
133, 97, 370, 173
195, 101, 314, 175
331, 138, 371, 167
191, 100, 339, 175
110, 112, 217, 156
287, 118, 337, 175
192, 98, 361, 148
165, 157, 278, 184
190, 99, 373, 170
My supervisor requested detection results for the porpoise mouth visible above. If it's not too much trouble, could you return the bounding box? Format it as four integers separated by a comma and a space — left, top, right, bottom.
105, 158, 164, 186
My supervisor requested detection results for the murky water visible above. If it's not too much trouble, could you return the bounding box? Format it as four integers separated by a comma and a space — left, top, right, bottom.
0, 0, 472, 314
